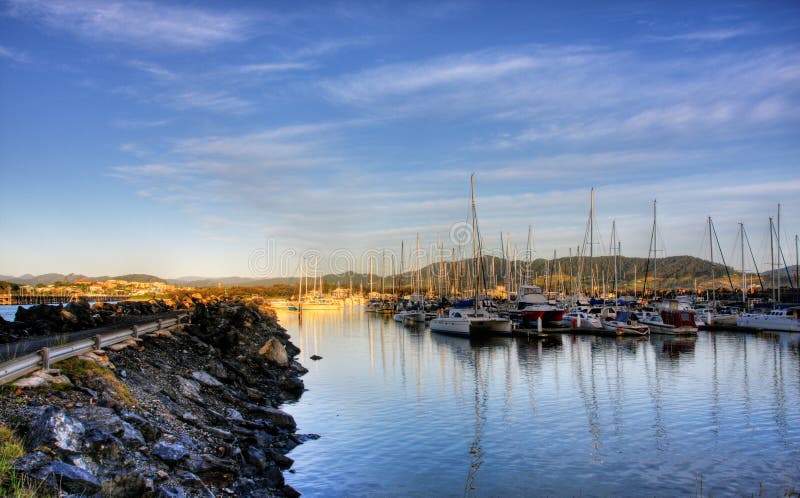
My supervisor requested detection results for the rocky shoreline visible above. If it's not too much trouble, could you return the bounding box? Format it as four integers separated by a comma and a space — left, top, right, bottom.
0, 297, 312, 497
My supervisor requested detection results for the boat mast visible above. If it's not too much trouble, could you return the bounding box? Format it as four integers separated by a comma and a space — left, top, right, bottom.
471, 174, 479, 315
612, 219, 618, 304
653, 200, 657, 299
741, 222, 746, 305
709, 216, 714, 304
589, 188, 594, 297
777, 204, 781, 304
770, 217, 775, 303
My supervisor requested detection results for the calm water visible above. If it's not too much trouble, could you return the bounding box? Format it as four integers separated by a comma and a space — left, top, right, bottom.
281, 307, 800, 497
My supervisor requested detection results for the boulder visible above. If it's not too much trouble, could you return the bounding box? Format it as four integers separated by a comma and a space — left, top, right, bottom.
152, 440, 189, 464
258, 338, 288, 366
13, 451, 53, 473
34, 461, 102, 495
259, 407, 296, 431
28, 406, 85, 455
101, 470, 149, 498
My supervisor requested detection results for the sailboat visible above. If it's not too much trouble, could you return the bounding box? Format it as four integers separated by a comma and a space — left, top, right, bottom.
430, 175, 512, 337
394, 235, 427, 325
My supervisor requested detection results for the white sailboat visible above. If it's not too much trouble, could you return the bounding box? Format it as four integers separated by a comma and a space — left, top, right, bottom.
430, 174, 512, 337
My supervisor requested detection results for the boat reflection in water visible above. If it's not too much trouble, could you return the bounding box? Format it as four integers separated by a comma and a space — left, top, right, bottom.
279, 307, 800, 497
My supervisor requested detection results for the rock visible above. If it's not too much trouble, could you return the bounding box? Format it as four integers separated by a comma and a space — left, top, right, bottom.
259, 407, 296, 431
190, 370, 223, 388
225, 407, 245, 422
283, 484, 302, 498
183, 453, 236, 477
156, 469, 169, 479
310, 354, 323, 360
13, 370, 72, 389
28, 406, 85, 455
179, 411, 200, 425
13, 451, 53, 473
244, 446, 267, 470
120, 411, 161, 442
176, 376, 204, 404
120, 421, 146, 447
72, 406, 125, 444
101, 470, 148, 498
295, 433, 321, 442
60, 309, 79, 323
258, 338, 288, 366
269, 451, 294, 469
176, 470, 204, 487
204, 427, 234, 440
152, 441, 189, 464
34, 461, 102, 495
282, 376, 304, 395
156, 485, 187, 498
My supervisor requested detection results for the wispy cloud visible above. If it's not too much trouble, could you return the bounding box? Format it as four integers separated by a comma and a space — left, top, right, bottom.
128, 60, 177, 80
166, 90, 253, 115
0, 44, 31, 63
652, 26, 759, 42
111, 118, 170, 129
236, 62, 313, 74
5, 0, 253, 49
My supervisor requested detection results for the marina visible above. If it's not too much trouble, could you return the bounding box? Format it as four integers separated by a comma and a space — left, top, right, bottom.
281, 307, 800, 496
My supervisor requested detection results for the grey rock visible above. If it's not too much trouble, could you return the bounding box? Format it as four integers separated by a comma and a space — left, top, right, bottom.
13, 451, 52, 473
259, 407, 296, 431
269, 451, 294, 469
176, 470, 203, 487
310, 354, 322, 360
176, 376, 204, 404
28, 406, 85, 455
120, 421, 146, 447
152, 441, 189, 464
183, 453, 235, 476
73, 406, 125, 444
34, 461, 101, 495
225, 407, 245, 422
190, 370, 223, 388
120, 411, 161, 442
204, 426, 234, 440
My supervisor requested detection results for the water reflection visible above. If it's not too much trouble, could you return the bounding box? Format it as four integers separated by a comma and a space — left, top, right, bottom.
280, 308, 800, 497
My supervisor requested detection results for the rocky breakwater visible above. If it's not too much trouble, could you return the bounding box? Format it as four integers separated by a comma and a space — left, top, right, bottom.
1, 298, 313, 497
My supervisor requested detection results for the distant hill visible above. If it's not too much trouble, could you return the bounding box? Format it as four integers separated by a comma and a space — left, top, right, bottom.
3, 257, 793, 291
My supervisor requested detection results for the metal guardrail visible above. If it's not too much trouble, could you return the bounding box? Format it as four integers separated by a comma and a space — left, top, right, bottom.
0, 313, 188, 385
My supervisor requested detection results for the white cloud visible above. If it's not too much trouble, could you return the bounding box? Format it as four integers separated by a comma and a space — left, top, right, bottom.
652, 26, 759, 42
0, 44, 30, 63
236, 62, 313, 73
6, 0, 252, 49
128, 60, 177, 80
166, 90, 253, 115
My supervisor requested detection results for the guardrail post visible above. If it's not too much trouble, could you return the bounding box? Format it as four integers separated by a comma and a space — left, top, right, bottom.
94, 335, 102, 351
40, 347, 50, 370
157, 319, 163, 330
132, 325, 139, 339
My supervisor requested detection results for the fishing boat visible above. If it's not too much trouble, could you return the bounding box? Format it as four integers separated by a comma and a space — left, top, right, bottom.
431, 174, 511, 338
601, 311, 650, 336
561, 311, 603, 331
736, 307, 800, 332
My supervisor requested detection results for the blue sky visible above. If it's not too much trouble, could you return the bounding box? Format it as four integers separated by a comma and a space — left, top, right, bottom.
1, 0, 798, 279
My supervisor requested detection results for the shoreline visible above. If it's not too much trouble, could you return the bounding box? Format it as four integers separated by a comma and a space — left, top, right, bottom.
0, 296, 311, 497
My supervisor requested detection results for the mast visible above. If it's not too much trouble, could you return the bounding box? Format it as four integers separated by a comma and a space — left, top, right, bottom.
740, 222, 746, 305
770, 217, 775, 303
589, 188, 594, 296
611, 219, 618, 302
709, 216, 714, 304
653, 200, 657, 299
471, 174, 479, 315
777, 204, 781, 303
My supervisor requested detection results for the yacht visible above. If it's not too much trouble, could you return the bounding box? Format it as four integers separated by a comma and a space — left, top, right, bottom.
509, 285, 565, 326
601, 311, 650, 336
736, 307, 800, 332
634, 310, 697, 335
430, 307, 512, 337
299, 295, 343, 310
561, 311, 603, 331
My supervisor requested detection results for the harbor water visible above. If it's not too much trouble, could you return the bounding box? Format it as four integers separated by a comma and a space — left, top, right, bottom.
281, 307, 800, 496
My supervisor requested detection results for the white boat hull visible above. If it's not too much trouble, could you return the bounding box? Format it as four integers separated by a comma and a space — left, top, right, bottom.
430, 317, 512, 337
736, 314, 800, 332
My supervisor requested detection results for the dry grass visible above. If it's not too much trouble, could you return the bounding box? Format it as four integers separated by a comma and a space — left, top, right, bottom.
58, 358, 137, 407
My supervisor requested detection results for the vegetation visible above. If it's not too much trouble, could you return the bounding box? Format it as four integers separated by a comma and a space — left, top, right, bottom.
0, 424, 45, 497
58, 358, 137, 408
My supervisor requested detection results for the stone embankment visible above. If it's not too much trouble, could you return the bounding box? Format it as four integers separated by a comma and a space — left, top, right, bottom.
1, 296, 312, 497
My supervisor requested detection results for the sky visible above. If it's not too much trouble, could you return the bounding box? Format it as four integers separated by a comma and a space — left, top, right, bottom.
0, 0, 799, 279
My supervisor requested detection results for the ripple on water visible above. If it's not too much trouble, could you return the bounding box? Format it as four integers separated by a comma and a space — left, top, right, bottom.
280, 311, 800, 497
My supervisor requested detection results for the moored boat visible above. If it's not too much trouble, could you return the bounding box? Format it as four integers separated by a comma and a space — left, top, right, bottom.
601, 311, 650, 336
736, 307, 800, 332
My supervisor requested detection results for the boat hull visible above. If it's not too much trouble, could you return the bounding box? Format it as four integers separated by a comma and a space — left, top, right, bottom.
601, 322, 650, 336
736, 315, 800, 332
